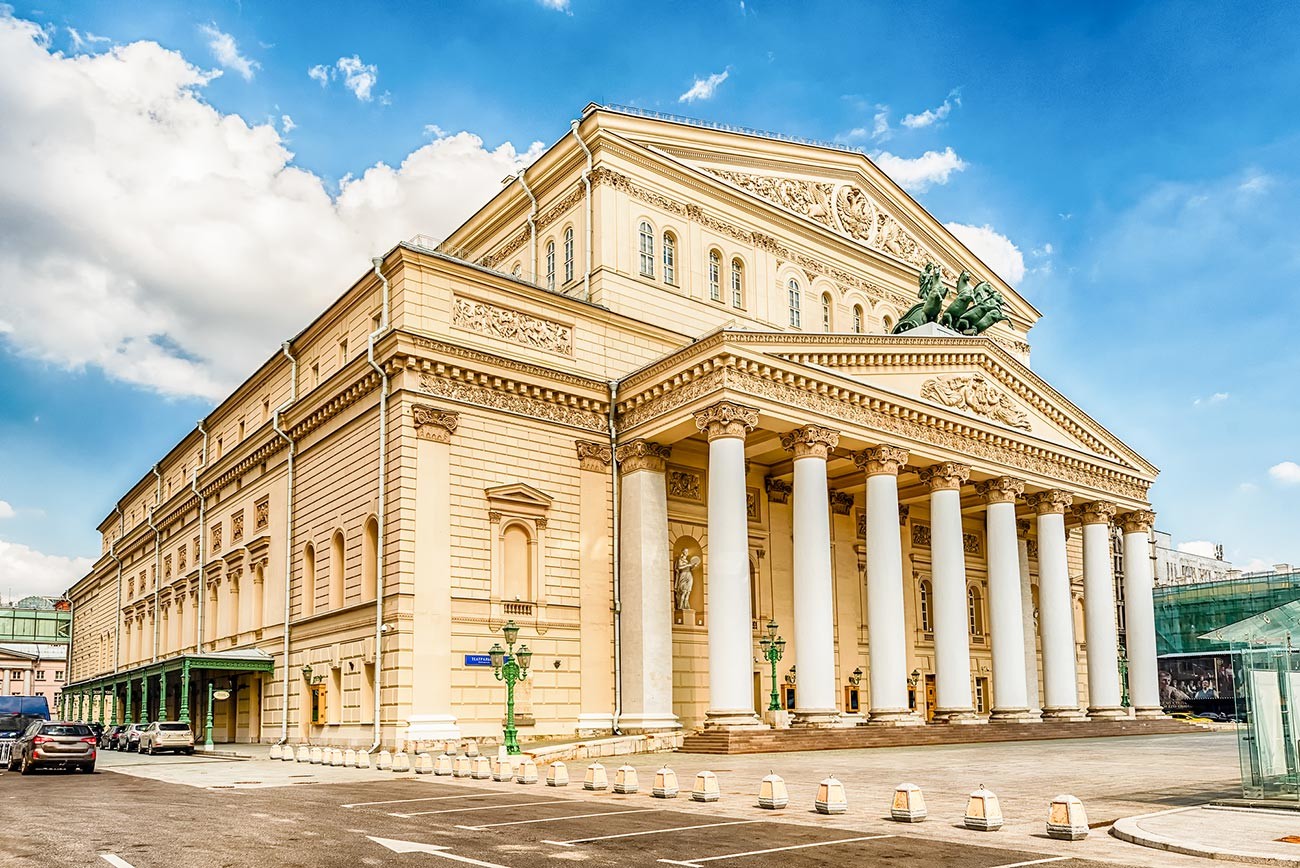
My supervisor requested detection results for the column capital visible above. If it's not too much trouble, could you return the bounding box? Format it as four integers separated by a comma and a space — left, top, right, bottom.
1117, 508, 1157, 534
574, 439, 613, 472
853, 445, 909, 477
780, 424, 840, 460
615, 439, 671, 474
413, 404, 459, 443
920, 462, 970, 492
1026, 489, 1073, 515
1016, 518, 1032, 538
693, 400, 759, 440
1072, 500, 1117, 526
976, 476, 1025, 504
764, 476, 792, 504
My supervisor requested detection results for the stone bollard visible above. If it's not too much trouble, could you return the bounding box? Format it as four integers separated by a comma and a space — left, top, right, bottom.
453, 755, 472, 778
309, 746, 324, 765
282, 747, 296, 762
376, 750, 393, 771
613, 765, 639, 794
291, 745, 306, 762
516, 758, 539, 784
691, 771, 720, 803
392, 752, 412, 773
333, 748, 347, 767
584, 762, 608, 791
547, 761, 569, 787
433, 754, 454, 776
652, 767, 679, 799
891, 783, 927, 823
471, 756, 492, 780
964, 786, 1003, 832
415, 753, 434, 775
464, 740, 480, 757
269, 743, 283, 760
355, 750, 371, 769
344, 749, 357, 768
1046, 794, 1089, 840
492, 756, 514, 782
815, 777, 847, 815
444, 741, 459, 756
758, 772, 787, 809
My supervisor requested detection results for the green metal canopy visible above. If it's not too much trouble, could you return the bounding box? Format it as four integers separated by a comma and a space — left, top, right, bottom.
1198, 598, 1300, 646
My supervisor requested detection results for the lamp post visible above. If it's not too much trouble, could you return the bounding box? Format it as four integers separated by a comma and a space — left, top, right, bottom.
489, 620, 532, 755
203, 681, 215, 751
757, 621, 786, 711
1118, 651, 1130, 708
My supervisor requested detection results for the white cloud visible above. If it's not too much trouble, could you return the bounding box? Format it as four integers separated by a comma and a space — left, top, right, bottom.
0, 500, 14, 519
198, 22, 258, 82
538, 0, 571, 10
1238, 482, 1259, 494
0, 11, 544, 399
0, 539, 92, 600
336, 54, 378, 101
66, 27, 108, 52
424, 124, 446, 138
1269, 461, 1300, 485
901, 89, 961, 129
943, 222, 1026, 284
1238, 171, 1272, 195
308, 63, 330, 86
280, 114, 295, 134
679, 69, 729, 103
1177, 540, 1217, 558
1192, 392, 1229, 406
874, 147, 967, 192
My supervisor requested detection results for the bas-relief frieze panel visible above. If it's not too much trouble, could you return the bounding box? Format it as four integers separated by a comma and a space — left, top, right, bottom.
909, 523, 982, 556
667, 466, 703, 503
418, 373, 606, 433
451, 296, 574, 357
920, 374, 1032, 432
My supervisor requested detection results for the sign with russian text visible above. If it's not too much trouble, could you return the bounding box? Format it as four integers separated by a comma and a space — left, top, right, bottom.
464, 654, 493, 667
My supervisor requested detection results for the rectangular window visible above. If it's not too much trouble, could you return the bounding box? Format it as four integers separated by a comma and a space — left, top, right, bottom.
708, 254, 720, 301
55, 671, 64, 681
663, 236, 675, 285
788, 288, 801, 328
35, 670, 45, 681
638, 223, 654, 277
310, 683, 327, 725
731, 266, 743, 308
564, 230, 574, 283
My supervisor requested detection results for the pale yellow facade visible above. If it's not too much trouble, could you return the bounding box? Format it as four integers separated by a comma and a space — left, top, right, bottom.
64, 105, 1158, 747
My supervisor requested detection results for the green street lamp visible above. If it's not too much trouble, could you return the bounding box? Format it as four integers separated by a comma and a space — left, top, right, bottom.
204, 681, 215, 751
489, 620, 532, 755
757, 620, 786, 712
1118, 650, 1130, 708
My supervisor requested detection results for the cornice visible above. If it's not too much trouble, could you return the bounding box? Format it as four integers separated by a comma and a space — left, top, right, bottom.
404, 334, 607, 391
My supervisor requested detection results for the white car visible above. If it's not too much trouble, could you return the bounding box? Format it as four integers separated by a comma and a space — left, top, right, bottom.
138, 721, 195, 755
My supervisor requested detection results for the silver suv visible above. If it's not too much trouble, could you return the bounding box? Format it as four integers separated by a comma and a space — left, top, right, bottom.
139, 721, 195, 755
7, 721, 96, 774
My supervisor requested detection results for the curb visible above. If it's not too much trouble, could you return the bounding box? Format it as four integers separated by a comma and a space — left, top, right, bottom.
1111, 809, 1300, 866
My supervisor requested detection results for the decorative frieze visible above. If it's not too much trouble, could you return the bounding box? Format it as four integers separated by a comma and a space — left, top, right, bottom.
963, 533, 982, 556
413, 404, 460, 443
912, 524, 932, 547
163, 554, 172, 581
764, 476, 792, 504
210, 523, 222, 555
921, 374, 1032, 431
574, 439, 613, 471
231, 510, 244, 543
830, 491, 855, 516
177, 543, 187, 572
419, 373, 605, 433
255, 497, 269, 531
1073, 500, 1117, 526
976, 476, 1025, 504
693, 400, 759, 441
667, 466, 703, 502
451, 295, 573, 357
615, 439, 672, 474
780, 424, 840, 460
899, 504, 910, 526
747, 488, 760, 521
910, 522, 981, 555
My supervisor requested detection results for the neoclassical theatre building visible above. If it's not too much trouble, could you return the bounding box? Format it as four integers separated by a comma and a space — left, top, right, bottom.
63, 104, 1164, 746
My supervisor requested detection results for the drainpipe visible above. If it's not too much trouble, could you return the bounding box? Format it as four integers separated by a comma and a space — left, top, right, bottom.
191, 423, 209, 655
271, 340, 297, 747
608, 379, 623, 735
148, 465, 162, 663
569, 119, 594, 301
366, 256, 391, 754
109, 506, 124, 674
516, 169, 538, 283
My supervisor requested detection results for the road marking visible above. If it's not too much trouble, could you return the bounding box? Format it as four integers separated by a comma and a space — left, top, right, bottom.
459, 807, 662, 830
368, 836, 514, 866
344, 793, 508, 808
656, 834, 894, 866
394, 799, 562, 818
986, 859, 1069, 868
101, 857, 137, 868
545, 819, 763, 846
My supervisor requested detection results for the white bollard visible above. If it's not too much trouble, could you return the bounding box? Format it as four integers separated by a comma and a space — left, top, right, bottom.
691, 771, 720, 803
344, 749, 357, 767
492, 756, 514, 782
309, 746, 324, 765
584, 762, 608, 791
392, 752, 412, 773
652, 767, 679, 799
355, 750, 371, 769
1046, 794, 1089, 840
269, 744, 283, 760
415, 753, 434, 775
433, 754, 454, 776
516, 758, 539, 784
815, 777, 847, 815
453, 755, 473, 778
332, 748, 346, 767
464, 740, 480, 757
891, 783, 927, 823
964, 786, 1003, 831
758, 772, 787, 809
547, 761, 569, 787
376, 750, 393, 771
471, 756, 492, 779
613, 765, 639, 794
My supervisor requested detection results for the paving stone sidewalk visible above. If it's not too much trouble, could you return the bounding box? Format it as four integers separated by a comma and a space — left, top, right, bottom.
1113, 805, 1300, 865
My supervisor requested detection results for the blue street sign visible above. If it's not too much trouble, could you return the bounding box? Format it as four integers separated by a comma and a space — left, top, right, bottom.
464, 654, 493, 667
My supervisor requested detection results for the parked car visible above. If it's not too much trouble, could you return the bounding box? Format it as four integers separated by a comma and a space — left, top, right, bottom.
6, 720, 96, 774
102, 724, 128, 750
0, 696, 51, 721
118, 723, 148, 752
139, 721, 195, 755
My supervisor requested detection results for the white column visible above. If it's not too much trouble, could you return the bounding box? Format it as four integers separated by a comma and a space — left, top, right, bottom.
1075, 502, 1125, 718
1017, 521, 1040, 714
782, 425, 840, 727
1029, 490, 1084, 719
855, 446, 919, 725
1119, 509, 1164, 717
977, 477, 1032, 721
923, 462, 978, 723
615, 439, 680, 731
695, 401, 763, 730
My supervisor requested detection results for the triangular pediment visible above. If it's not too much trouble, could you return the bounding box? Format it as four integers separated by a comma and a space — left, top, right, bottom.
484, 482, 554, 514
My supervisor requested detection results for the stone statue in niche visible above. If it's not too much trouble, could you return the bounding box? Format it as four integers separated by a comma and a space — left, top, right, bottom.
674, 549, 701, 611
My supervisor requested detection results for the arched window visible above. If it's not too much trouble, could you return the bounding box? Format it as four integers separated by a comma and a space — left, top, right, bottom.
638, 221, 654, 277
502, 523, 532, 602
730, 259, 744, 308
821, 292, 833, 332
968, 586, 985, 636
882, 314, 894, 333
545, 240, 556, 291
852, 304, 864, 334
361, 517, 378, 601
663, 232, 676, 284
708, 250, 721, 301
919, 580, 932, 633
329, 530, 345, 609
787, 279, 802, 328
511, 262, 522, 278
563, 226, 574, 284
303, 542, 316, 617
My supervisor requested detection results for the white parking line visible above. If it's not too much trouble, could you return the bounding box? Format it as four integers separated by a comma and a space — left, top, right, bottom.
393, 799, 562, 818
101, 856, 136, 868
344, 793, 508, 808
657, 834, 894, 866
458, 807, 662, 830
986, 858, 1069, 868
545, 819, 761, 846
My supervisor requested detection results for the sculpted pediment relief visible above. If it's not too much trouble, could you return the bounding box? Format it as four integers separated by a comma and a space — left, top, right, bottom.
920, 374, 1031, 432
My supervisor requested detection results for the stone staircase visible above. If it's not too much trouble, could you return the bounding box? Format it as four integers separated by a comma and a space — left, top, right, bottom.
679, 717, 1200, 755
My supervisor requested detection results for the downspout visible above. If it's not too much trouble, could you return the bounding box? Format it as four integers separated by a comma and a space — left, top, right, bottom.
109, 506, 124, 674
148, 465, 162, 663
569, 119, 594, 301
271, 340, 297, 747
516, 169, 538, 283
366, 256, 392, 753
608, 379, 623, 735
191, 423, 209, 655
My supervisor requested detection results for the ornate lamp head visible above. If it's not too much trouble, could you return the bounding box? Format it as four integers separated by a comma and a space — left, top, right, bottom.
775, 636, 787, 656
489, 643, 506, 671
502, 620, 520, 647
759, 634, 771, 653
765, 620, 778, 640
516, 644, 533, 672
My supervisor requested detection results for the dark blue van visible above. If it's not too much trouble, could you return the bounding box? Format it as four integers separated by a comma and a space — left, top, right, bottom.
0, 696, 52, 743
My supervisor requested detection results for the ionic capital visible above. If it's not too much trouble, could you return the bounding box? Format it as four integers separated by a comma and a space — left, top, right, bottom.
615, 439, 671, 474
574, 439, 613, 472
1072, 500, 1117, 526
976, 476, 1025, 504
1117, 508, 1156, 534
779, 424, 839, 460
1016, 518, 1032, 538
920, 461, 970, 492
413, 404, 459, 444
1026, 489, 1074, 515
693, 400, 759, 441
853, 444, 909, 477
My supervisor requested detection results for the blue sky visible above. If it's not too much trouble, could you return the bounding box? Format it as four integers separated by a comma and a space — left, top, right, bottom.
1, 0, 1298, 598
